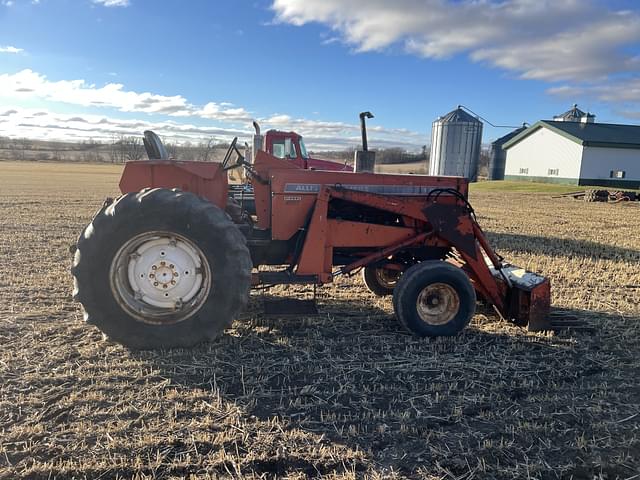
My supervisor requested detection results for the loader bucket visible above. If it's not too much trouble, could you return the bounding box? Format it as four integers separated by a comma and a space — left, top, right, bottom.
500, 266, 552, 331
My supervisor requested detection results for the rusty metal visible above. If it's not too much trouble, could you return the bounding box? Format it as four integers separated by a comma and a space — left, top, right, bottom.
374, 268, 401, 289
338, 231, 432, 276
416, 283, 460, 326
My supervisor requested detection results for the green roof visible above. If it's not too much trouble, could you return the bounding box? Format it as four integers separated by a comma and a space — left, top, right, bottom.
503, 120, 640, 150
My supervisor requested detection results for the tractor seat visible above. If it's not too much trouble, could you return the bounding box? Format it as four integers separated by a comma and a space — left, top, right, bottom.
143, 130, 170, 160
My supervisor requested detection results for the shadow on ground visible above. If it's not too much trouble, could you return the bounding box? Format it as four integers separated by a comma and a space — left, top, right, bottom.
135, 295, 640, 478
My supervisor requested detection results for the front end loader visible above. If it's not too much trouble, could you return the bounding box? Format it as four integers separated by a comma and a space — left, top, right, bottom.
72, 130, 551, 349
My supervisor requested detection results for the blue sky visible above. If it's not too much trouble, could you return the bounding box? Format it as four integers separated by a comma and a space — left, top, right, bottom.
1, 0, 639, 150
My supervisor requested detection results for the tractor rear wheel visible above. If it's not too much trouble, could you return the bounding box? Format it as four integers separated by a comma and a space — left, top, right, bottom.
392, 261, 476, 337
362, 266, 401, 296
72, 188, 252, 349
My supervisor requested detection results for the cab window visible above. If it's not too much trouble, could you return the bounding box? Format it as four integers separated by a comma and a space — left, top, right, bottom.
287, 138, 297, 158
272, 141, 286, 158
299, 138, 309, 159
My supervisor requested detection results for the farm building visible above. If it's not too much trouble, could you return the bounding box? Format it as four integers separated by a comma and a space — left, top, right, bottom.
502, 106, 640, 189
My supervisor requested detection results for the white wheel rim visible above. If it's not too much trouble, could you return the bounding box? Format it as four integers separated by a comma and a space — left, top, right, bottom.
110, 231, 212, 325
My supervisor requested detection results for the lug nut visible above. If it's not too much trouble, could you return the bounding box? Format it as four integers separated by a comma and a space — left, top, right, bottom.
149, 273, 155, 278
152, 265, 157, 270
153, 282, 159, 286
169, 264, 174, 268
173, 272, 179, 277
160, 261, 166, 266
171, 280, 176, 285
163, 284, 168, 289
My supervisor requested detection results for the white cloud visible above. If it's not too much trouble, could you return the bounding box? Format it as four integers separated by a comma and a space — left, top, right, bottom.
271, 0, 640, 83
0, 69, 195, 116
0, 46, 24, 54
198, 102, 252, 123
93, 0, 129, 6
0, 70, 424, 150
0, 70, 257, 122
548, 77, 640, 119
549, 78, 640, 104
0, 105, 424, 150
0, 106, 248, 144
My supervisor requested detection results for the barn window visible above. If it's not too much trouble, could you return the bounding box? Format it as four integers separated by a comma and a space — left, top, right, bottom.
610, 170, 626, 179
519, 168, 529, 174
548, 168, 559, 176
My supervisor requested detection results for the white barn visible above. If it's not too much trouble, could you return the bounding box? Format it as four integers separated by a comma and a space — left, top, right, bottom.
503, 113, 640, 189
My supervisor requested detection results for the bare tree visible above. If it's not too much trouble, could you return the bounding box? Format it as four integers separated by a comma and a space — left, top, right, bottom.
18, 138, 30, 161
198, 138, 218, 162
110, 135, 122, 163
125, 136, 144, 161
52, 146, 65, 162
158, 136, 176, 160
110, 135, 144, 163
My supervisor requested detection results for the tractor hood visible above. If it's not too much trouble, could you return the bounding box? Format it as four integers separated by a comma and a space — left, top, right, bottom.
306, 156, 351, 172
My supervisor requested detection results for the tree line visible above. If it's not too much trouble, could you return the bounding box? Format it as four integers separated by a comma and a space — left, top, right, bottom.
0, 134, 490, 175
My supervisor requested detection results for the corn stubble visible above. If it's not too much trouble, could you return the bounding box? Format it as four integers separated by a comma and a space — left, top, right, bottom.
0, 162, 639, 479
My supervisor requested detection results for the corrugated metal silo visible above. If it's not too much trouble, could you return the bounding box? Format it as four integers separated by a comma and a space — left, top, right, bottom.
488, 125, 527, 180
429, 107, 483, 181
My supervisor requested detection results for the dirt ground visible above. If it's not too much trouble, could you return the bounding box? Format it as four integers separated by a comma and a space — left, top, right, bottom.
1, 161, 639, 479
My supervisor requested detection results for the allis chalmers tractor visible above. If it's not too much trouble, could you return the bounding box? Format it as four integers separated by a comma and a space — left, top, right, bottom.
72, 124, 551, 349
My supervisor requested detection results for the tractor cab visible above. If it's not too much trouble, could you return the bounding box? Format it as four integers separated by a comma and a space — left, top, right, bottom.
261, 129, 349, 172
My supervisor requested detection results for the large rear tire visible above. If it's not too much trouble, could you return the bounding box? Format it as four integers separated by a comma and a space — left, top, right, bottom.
72, 188, 252, 349
392, 261, 476, 337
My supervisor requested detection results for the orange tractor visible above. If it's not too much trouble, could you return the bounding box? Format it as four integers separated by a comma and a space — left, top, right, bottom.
72, 125, 551, 348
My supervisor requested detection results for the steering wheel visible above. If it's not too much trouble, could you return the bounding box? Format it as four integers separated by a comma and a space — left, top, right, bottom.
221, 137, 244, 170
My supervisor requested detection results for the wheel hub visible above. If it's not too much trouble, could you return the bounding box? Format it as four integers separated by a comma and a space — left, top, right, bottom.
416, 283, 460, 325
149, 262, 178, 291
127, 237, 203, 309
110, 231, 211, 325
375, 268, 401, 288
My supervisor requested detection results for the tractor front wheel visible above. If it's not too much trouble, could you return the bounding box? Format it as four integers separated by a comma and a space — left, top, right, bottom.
72, 188, 252, 349
392, 261, 476, 337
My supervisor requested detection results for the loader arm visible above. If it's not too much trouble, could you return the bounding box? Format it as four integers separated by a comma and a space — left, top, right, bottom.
292, 185, 551, 331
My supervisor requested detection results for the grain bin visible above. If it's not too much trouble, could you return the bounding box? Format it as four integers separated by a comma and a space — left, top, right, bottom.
429, 107, 483, 181
488, 125, 527, 180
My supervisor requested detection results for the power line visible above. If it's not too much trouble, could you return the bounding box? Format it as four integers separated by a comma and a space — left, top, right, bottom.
458, 104, 527, 129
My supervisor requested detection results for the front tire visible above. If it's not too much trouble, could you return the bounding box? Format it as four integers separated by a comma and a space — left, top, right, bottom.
392, 261, 476, 337
72, 188, 252, 349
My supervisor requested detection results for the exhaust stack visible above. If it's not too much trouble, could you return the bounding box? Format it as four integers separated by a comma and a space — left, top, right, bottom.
354, 111, 376, 173
250, 121, 264, 164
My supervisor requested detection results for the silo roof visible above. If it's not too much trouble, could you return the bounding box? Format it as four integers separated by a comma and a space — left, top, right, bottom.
554, 104, 595, 121
438, 107, 481, 124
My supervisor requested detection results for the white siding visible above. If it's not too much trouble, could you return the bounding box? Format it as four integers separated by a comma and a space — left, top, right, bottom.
580, 146, 640, 181
505, 127, 583, 180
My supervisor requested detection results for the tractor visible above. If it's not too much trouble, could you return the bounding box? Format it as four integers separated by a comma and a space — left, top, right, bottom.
72, 120, 552, 349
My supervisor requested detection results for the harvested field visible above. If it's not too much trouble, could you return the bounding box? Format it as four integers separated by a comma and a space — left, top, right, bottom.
1, 160, 639, 479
